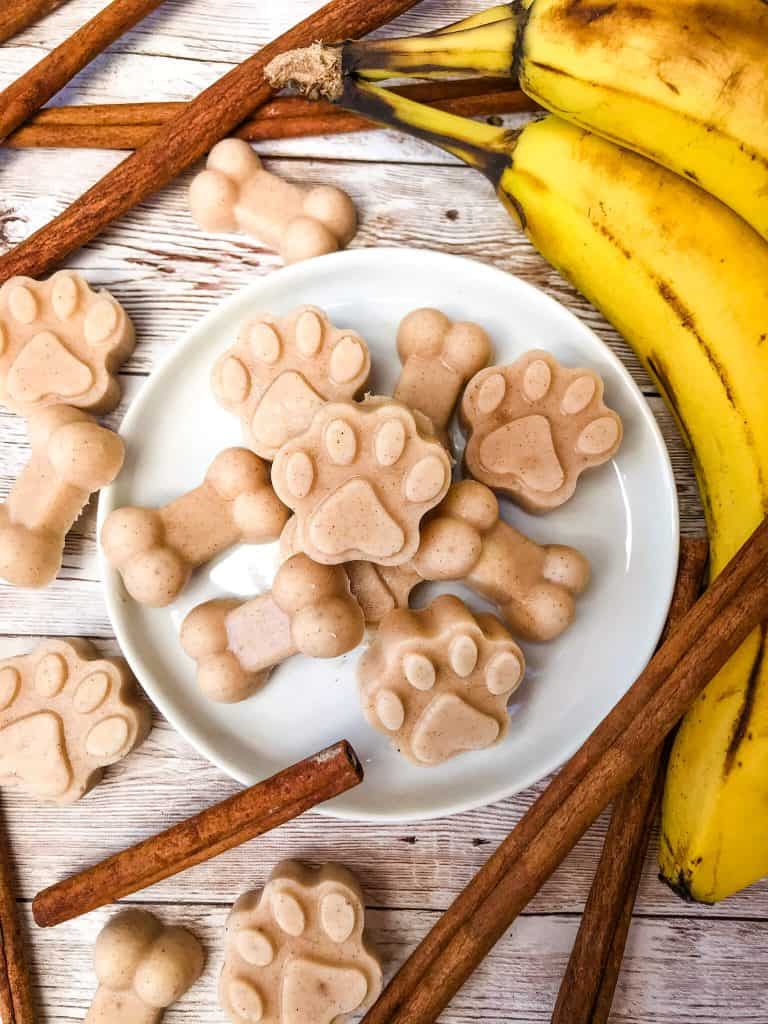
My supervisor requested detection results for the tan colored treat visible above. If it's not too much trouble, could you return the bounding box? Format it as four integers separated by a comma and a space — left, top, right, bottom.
461, 350, 623, 512
220, 860, 382, 1024
181, 553, 364, 703
271, 398, 451, 567
102, 448, 289, 608
394, 307, 491, 433
86, 909, 204, 1024
213, 305, 371, 460
0, 271, 134, 415
0, 638, 150, 804
189, 138, 357, 265
0, 406, 125, 588
359, 594, 525, 766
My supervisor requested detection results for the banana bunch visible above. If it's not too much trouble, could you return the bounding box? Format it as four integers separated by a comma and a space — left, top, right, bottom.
266, 18, 768, 903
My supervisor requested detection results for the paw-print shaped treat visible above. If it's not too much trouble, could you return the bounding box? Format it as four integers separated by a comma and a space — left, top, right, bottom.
181, 553, 365, 703
102, 448, 289, 607
213, 306, 371, 460
461, 350, 623, 511
272, 398, 451, 566
0, 406, 125, 588
0, 271, 134, 415
189, 138, 357, 264
359, 594, 525, 765
220, 860, 382, 1024
86, 909, 204, 1024
0, 639, 150, 804
394, 307, 491, 434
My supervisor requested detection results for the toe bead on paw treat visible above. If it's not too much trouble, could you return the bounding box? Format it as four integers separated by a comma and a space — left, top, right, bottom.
461, 350, 623, 512
394, 307, 492, 434
0, 638, 150, 804
359, 594, 525, 766
102, 447, 289, 607
271, 398, 451, 567
86, 909, 203, 1024
220, 860, 382, 1024
189, 138, 358, 265
0, 271, 134, 415
0, 405, 125, 588
212, 305, 371, 460
181, 553, 365, 703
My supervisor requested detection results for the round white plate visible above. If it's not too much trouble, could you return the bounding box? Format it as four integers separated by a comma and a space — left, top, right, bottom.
99, 247, 678, 822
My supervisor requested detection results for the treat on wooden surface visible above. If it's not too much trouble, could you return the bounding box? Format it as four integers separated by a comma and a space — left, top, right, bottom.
212, 305, 370, 460
0, 271, 134, 415
101, 447, 289, 607
189, 138, 357, 264
220, 860, 382, 1024
272, 398, 451, 566
394, 307, 491, 434
86, 909, 203, 1024
461, 350, 623, 512
0, 638, 150, 804
181, 553, 364, 703
0, 406, 124, 588
359, 594, 525, 765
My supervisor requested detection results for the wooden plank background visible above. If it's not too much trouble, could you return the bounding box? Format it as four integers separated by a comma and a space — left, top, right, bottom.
0, 1, 766, 1020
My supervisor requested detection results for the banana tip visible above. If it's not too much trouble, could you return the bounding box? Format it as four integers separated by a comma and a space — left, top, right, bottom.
266, 43, 343, 101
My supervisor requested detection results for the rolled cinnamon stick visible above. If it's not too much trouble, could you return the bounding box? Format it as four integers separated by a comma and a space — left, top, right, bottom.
0, 0, 170, 142
0, 0, 68, 44
361, 516, 768, 1024
32, 740, 362, 928
0, 0, 423, 284
0, 797, 35, 1023
552, 537, 708, 1024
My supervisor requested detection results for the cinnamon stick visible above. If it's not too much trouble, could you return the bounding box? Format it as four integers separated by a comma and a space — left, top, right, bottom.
0, 0, 68, 44
361, 517, 768, 1024
32, 740, 362, 928
0, 0, 423, 284
552, 537, 708, 1024
0, 797, 35, 1023
0, 0, 170, 142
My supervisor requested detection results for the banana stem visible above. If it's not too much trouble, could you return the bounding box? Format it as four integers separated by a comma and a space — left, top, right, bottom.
428, 4, 517, 35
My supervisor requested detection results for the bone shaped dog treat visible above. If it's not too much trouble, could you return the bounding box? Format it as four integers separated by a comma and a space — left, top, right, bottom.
86, 909, 204, 1024
220, 860, 382, 1024
181, 553, 365, 703
101, 448, 289, 608
394, 307, 492, 434
0, 271, 135, 415
0, 638, 150, 804
189, 138, 357, 264
0, 406, 124, 588
212, 305, 371, 460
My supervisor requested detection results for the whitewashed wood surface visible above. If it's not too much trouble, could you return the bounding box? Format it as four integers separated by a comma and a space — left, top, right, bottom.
1, 1, 767, 1021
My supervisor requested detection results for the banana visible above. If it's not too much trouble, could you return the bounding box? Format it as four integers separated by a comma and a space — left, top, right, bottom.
261, 70, 768, 900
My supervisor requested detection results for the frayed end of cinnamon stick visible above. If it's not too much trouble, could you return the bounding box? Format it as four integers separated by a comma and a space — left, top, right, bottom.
266, 43, 343, 101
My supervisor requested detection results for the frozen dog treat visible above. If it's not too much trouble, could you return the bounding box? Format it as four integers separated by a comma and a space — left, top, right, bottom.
394, 307, 491, 433
181, 553, 365, 702
189, 138, 357, 264
0, 638, 150, 804
0, 406, 125, 588
212, 305, 371, 460
0, 271, 134, 415
86, 909, 204, 1024
359, 594, 525, 765
102, 448, 289, 608
272, 398, 452, 567
462, 350, 623, 512
220, 860, 382, 1024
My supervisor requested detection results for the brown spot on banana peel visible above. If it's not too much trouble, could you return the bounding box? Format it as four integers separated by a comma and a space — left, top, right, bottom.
723, 626, 767, 773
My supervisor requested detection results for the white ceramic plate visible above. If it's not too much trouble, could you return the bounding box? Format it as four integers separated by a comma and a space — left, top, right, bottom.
99, 248, 678, 822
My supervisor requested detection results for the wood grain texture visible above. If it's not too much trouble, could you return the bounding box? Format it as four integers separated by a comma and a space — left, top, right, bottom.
1, 2, 767, 1022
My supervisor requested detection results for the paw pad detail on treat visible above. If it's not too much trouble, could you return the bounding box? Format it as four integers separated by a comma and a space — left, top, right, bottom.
0, 271, 135, 415
0, 639, 150, 804
212, 306, 370, 460
461, 350, 623, 511
271, 398, 452, 566
220, 860, 382, 1024
358, 594, 525, 765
